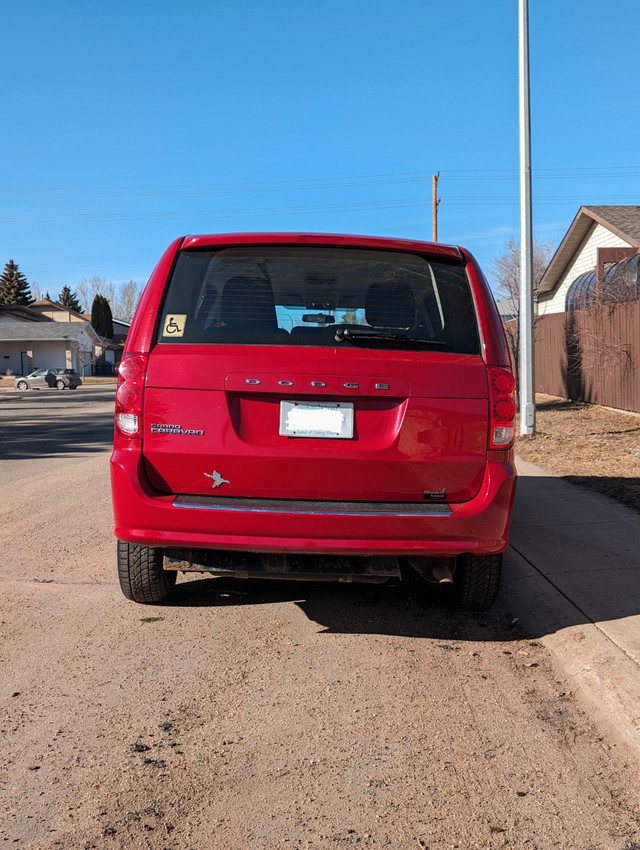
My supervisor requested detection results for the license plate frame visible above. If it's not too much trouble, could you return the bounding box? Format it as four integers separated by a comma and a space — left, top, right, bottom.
279, 400, 354, 439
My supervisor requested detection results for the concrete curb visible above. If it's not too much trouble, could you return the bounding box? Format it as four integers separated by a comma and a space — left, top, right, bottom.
503, 547, 640, 756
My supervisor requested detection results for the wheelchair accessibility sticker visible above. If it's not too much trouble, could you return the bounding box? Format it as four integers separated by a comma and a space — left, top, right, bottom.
162, 314, 187, 337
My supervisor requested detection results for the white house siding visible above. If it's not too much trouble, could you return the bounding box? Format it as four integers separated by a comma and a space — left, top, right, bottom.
0, 344, 65, 375
537, 223, 630, 315
1, 343, 30, 376
29, 342, 73, 371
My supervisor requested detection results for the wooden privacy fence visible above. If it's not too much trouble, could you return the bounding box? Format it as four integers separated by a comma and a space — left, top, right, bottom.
505, 300, 640, 414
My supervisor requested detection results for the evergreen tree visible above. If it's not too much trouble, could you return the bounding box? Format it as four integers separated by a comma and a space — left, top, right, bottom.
0, 260, 33, 305
90, 293, 114, 338
58, 285, 83, 313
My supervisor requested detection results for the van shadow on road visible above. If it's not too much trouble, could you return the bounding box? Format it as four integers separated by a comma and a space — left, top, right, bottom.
162, 470, 640, 643
166, 575, 524, 643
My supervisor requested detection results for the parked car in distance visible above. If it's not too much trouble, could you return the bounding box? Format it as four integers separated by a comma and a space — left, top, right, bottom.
53, 368, 82, 389
14, 368, 82, 390
14, 369, 57, 390
111, 232, 517, 610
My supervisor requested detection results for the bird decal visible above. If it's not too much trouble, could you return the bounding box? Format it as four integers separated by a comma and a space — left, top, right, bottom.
204, 470, 231, 489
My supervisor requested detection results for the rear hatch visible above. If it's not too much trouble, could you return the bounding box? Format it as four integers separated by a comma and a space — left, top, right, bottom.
141, 244, 489, 504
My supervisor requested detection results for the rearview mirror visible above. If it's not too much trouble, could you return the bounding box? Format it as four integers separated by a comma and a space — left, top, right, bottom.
302, 313, 335, 325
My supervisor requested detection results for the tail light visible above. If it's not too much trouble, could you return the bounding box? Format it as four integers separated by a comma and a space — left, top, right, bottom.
115, 353, 148, 438
488, 367, 516, 449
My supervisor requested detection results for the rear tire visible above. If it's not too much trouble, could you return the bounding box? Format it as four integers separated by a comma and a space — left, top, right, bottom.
452, 552, 502, 611
56, 380, 65, 389
117, 540, 176, 603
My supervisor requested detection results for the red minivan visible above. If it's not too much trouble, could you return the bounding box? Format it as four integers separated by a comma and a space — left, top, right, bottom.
111, 233, 516, 609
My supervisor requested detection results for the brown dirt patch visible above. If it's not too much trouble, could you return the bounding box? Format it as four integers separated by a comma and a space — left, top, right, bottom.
516, 393, 640, 511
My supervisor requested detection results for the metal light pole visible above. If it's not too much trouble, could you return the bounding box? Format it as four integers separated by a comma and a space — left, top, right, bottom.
519, 0, 535, 434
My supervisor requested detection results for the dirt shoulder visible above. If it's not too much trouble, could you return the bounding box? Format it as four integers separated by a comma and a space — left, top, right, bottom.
516, 393, 640, 511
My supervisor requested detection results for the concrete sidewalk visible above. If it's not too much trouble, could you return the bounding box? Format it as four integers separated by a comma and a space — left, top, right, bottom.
503, 457, 640, 755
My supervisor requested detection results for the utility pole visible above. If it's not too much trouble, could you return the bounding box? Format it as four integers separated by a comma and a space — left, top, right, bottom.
518, 0, 535, 435
432, 172, 440, 241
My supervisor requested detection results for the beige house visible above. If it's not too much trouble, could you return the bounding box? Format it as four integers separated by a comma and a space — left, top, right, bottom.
28, 298, 87, 323
537, 206, 640, 315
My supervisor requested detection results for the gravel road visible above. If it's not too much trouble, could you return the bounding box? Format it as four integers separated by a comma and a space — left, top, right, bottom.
2, 388, 640, 849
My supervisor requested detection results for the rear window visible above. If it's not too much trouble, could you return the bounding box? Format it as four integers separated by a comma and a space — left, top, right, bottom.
156, 246, 480, 354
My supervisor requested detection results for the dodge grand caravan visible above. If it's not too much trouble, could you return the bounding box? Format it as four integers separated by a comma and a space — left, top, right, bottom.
111, 233, 517, 609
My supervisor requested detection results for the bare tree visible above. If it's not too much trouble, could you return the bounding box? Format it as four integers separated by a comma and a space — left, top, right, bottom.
76, 276, 115, 315
72, 340, 99, 377
30, 283, 45, 302
75, 275, 144, 323
490, 236, 554, 384
114, 280, 144, 322
589, 257, 639, 308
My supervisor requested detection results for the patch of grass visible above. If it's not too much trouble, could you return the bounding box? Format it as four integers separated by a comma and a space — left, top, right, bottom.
80, 376, 118, 385
516, 394, 640, 512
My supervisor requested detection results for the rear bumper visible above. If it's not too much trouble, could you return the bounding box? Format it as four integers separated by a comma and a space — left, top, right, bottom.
111, 447, 516, 557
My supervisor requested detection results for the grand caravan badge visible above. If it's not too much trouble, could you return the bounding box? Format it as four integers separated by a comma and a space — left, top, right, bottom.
151, 423, 204, 435
162, 314, 187, 337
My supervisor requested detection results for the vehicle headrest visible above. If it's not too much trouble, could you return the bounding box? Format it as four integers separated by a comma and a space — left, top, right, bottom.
221, 276, 278, 329
365, 280, 416, 328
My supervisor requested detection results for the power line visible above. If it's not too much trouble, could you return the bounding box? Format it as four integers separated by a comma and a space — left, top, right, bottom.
1, 165, 639, 198
1, 193, 639, 223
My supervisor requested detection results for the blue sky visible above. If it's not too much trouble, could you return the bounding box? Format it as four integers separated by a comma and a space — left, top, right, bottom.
2, 0, 639, 298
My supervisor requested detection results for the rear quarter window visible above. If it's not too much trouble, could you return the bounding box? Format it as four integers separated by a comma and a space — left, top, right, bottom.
156, 246, 480, 354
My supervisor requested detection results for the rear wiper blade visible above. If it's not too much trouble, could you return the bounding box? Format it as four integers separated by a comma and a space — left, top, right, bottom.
334, 327, 450, 347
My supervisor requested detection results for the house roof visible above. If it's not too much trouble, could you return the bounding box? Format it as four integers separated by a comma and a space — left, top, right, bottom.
538, 205, 640, 296
0, 320, 101, 343
0, 304, 52, 322
495, 297, 516, 321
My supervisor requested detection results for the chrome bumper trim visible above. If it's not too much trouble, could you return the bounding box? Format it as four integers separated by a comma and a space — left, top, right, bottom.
173, 494, 452, 518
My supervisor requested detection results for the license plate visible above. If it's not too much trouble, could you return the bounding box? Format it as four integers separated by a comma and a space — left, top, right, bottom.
279, 400, 354, 439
